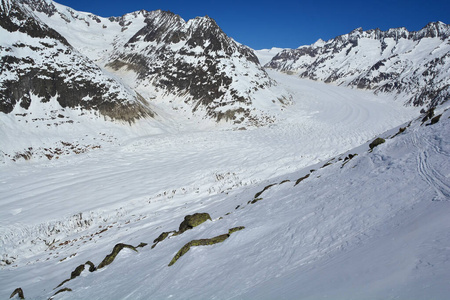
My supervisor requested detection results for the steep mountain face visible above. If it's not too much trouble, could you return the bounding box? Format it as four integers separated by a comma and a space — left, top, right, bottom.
0, 0, 154, 122
23, 0, 288, 126
267, 22, 450, 108
108, 12, 277, 123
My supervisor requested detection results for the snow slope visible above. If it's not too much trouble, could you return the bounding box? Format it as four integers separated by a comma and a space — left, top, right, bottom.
254, 47, 285, 65
1, 2, 448, 298
236, 108, 450, 300
2, 70, 446, 299
27, 0, 150, 63
238, 201, 450, 300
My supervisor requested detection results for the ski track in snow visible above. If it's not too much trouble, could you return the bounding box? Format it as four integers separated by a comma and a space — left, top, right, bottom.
234, 200, 450, 300
412, 128, 450, 201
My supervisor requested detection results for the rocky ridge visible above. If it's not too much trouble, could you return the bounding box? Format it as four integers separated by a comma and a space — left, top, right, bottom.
106, 10, 282, 123
267, 22, 450, 108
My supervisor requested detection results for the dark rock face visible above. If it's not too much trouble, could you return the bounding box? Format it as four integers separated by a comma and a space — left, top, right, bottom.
106, 10, 275, 123
0, 0, 154, 122
19, 0, 57, 16
267, 22, 450, 108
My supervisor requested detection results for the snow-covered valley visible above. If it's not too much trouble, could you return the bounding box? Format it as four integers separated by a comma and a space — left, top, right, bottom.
2, 69, 449, 299
1, 1, 450, 298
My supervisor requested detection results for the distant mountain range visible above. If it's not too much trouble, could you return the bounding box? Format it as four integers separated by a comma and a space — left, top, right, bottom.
266, 22, 450, 108
1, 0, 449, 125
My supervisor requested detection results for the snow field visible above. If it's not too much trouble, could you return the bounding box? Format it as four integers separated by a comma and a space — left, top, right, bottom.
253, 47, 285, 66
2, 102, 446, 299
1, 70, 442, 299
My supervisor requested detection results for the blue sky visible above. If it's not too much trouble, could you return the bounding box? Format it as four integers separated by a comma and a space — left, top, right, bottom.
54, 0, 450, 49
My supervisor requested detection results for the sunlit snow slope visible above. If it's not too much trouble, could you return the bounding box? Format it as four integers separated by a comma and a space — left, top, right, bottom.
2, 70, 444, 299
1, 1, 448, 298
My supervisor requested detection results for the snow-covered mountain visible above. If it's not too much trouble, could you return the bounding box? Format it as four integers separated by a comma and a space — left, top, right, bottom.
1, 1, 449, 298
20, 0, 289, 126
267, 22, 450, 108
0, 0, 154, 121
0, 0, 163, 162
0, 0, 291, 161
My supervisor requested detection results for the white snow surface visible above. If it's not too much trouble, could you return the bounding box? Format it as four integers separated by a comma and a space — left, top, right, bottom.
32, 1, 149, 63
1, 68, 449, 299
254, 47, 285, 66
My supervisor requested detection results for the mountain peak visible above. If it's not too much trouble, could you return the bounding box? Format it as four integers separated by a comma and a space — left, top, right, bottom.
417, 21, 450, 39
109, 7, 277, 124
20, 1, 282, 126
312, 38, 325, 47
187, 15, 221, 32
350, 27, 363, 34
